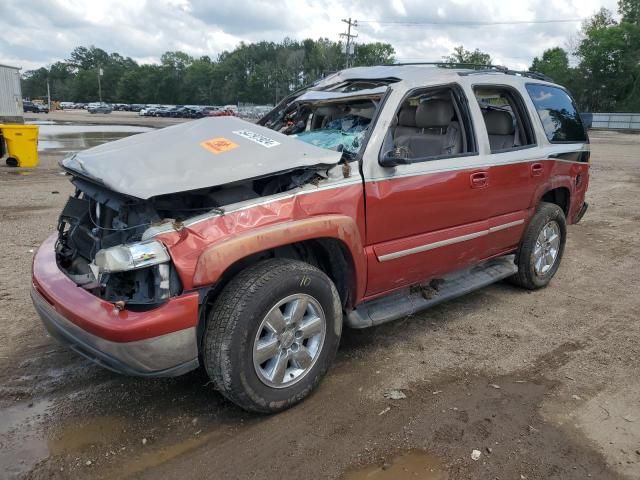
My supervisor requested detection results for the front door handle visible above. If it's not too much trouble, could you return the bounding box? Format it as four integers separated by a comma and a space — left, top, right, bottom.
470, 171, 489, 188
531, 163, 544, 177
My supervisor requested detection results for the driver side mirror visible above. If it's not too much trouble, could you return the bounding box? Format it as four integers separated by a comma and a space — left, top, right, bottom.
379, 148, 411, 168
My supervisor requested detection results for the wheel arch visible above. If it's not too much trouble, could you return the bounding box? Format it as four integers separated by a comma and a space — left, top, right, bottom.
192, 215, 366, 347
540, 186, 571, 217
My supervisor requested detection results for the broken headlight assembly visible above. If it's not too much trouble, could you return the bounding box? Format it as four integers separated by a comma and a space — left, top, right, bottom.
94, 240, 178, 307
95, 240, 170, 273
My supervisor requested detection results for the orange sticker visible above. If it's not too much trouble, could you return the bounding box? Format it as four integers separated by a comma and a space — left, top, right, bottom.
200, 137, 239, 154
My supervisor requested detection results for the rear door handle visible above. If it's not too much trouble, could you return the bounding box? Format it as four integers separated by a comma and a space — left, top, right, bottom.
531, 163, 544, 177
470, 171, 489, 189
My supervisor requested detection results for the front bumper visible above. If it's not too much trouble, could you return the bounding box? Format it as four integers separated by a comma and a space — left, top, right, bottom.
31, 234, 200, 377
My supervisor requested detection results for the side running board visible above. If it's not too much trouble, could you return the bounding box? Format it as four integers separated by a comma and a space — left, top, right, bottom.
346, 255, 517, 329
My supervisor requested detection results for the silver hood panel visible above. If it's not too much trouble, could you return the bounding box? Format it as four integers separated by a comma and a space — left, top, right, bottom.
62, 117, 342, 199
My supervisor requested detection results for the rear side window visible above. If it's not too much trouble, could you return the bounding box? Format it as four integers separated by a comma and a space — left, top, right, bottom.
474, 85, 536, 153
526, 84, 586, 143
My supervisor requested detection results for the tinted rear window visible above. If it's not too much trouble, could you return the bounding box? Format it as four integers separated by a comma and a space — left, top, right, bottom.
526, 84, 586, 143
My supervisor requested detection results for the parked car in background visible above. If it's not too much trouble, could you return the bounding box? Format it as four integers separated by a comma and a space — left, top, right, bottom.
159, 107, 176, 117
154, 106, 172, 117
187, 107, 206, 119
176, 106, 198, 118
22, 101, 40, 113
88, 103, 113, 114
140, 106, 163, 116
240, 105, 274, 119
166, 106, 186, 117
209, 108, 238, 117
36, 104, 49, 114
200, 107, 218, 117
130, 104, 146, 112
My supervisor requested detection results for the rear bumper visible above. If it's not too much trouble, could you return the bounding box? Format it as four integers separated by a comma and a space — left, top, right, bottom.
31, 234, 200, 377
574, 201, 589, 224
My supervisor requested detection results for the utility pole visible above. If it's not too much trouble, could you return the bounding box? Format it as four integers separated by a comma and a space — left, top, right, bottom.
340, 18, 358, 68
97, 65, 103, 103
47, 79, 51, 111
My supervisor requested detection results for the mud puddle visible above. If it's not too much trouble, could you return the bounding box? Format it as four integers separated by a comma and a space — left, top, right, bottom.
342, 450, 448, 480
37, 125, 151, 154
48, 416, 128, 456
0, 398, 52, 478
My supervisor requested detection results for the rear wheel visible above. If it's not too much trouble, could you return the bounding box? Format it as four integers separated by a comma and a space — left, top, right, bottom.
511, 202, 566, 290
203, 258, 342, 413
6, 157, 18, 167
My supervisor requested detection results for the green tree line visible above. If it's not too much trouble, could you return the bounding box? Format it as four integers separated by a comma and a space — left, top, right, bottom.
21, 38, 395, 106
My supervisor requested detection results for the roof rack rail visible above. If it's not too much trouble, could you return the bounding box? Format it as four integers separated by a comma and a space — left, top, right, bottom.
379, 62, 556, 83
508, 70, 555, 82
458, 68, 555, 83
384, 62, 509, 71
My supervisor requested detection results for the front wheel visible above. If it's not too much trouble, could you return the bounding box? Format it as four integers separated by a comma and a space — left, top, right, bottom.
511, 202, 567, 290
203, 258, 342, 413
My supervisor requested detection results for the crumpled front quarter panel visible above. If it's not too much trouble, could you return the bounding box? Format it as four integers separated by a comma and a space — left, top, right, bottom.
158, 183, 367, 301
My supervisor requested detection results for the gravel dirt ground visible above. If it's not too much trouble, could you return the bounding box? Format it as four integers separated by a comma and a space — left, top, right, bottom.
0, 129, 639, 480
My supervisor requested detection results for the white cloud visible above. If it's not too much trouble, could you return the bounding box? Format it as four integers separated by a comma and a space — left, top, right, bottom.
390, 0, 408, 17
0, 0, 619, 72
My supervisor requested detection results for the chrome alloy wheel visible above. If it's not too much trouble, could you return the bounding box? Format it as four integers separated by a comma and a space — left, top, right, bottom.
253, 294, 326, 388
533, 221, 561, 276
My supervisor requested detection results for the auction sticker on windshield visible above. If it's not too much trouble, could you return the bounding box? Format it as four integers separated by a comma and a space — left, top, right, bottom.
200, 137, 239, 154
233, 130, 280, 148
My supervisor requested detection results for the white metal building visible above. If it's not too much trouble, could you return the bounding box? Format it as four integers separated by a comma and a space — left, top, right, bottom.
0, 64, 23, 123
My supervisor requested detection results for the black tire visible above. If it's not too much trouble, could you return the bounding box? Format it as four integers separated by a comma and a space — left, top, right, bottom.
511, 202, 567, 290
6, 157, 18, 167
203, 258, 342, 413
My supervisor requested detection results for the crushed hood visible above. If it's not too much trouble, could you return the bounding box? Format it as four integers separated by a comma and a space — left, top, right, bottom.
62, 116, 342, 199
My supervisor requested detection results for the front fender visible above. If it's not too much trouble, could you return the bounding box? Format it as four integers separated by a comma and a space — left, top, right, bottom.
192, 215, 367, 301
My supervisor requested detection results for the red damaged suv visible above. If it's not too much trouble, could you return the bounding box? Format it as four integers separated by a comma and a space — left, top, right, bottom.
32, 64, 589, 412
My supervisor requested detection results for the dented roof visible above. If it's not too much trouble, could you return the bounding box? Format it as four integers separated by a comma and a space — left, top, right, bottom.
62, 116, 342, 199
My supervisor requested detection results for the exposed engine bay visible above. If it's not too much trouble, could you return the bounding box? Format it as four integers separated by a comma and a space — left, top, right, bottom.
56, 167, 328, 307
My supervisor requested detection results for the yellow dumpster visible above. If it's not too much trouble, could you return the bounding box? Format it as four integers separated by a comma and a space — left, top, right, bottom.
0, 124, 39, 168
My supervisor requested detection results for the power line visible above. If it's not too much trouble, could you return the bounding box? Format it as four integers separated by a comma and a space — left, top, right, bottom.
340, 18, 358, 68
358, 18, 585, 26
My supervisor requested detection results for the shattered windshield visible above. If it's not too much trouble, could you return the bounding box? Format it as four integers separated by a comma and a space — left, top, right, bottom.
262, 84, 386, 157
293, 113, 370, 155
